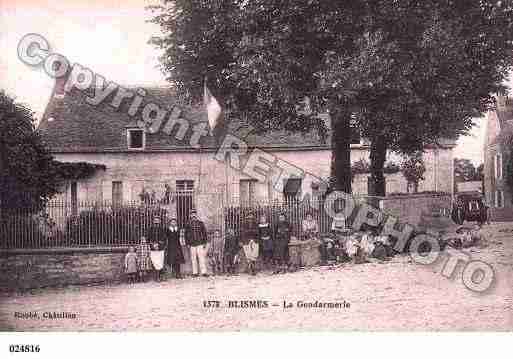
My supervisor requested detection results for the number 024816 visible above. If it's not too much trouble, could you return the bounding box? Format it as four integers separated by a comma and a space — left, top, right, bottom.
9, 345, 40, 353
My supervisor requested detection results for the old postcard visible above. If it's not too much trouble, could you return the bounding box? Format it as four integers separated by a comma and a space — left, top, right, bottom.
1, 0, 512, 338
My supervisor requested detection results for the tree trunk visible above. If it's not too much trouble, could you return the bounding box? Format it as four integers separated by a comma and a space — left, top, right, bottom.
329, 103, 352, 194
369, 136, 387, 197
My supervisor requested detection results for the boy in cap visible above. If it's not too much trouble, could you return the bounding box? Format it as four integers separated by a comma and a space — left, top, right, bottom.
185, 210, 209, 277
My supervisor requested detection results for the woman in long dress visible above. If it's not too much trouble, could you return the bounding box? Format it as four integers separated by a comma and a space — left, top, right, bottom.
258, 214, 273, 269
166, 218, 185, 279
273, 213, 291, 274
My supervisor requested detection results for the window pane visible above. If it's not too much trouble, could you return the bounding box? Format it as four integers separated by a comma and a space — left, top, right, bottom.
176, 181, 194, 226
240, 179, 256, 206
128, 130, 144, 149
176, 180, 194, 192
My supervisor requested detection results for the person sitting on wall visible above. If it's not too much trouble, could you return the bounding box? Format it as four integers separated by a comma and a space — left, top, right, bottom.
319, 217, 349, 264
375, 232, 395, 258
185, 210, 209, 277
319, 233, 336, 264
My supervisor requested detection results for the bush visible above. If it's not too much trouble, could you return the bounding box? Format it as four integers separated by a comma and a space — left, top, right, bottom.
0, 214, 64, 249
65, 206, 167, 246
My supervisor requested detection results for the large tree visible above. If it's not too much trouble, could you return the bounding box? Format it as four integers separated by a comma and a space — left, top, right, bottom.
149, 1, 513, 196
149, 1, 372, 193
0, 91, 61, 212
354, 1, 513, 196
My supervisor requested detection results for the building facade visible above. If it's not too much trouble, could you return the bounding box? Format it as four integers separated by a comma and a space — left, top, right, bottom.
484, 96, 512, 210
39, 80, 456, 226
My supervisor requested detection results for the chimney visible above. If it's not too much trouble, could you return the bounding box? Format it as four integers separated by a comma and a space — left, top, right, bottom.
52, 62, 70, 98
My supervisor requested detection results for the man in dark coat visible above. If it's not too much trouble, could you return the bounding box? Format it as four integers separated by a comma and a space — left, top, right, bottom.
166, 217, 185, 279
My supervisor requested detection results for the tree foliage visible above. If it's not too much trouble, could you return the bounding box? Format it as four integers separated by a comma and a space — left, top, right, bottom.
53, 162, 106, 181
353, 1, 513, 196
149, 0, 372, 193
149, 1, 513, 196
0, 91, 60, 212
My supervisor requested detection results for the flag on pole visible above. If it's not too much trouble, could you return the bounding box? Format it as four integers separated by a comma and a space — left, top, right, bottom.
203, 80, 222, 134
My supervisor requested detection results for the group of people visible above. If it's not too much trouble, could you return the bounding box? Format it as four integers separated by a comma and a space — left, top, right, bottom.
124, 208, 487, 283
123, 210, 301, 282
124, 215, 186, 283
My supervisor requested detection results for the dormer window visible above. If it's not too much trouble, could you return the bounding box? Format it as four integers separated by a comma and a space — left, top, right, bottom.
127, 128, 145, 150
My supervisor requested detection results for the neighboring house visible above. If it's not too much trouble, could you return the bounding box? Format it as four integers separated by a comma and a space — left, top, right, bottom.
484, 95, 513, 209
38, 77, 456, 225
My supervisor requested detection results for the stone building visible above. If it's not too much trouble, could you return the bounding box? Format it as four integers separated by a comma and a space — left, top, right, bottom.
484, 96, 512, 210
38, 79, 456, 226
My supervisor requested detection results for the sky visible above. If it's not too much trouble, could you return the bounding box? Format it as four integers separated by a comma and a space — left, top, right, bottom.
1, 0, 510, 166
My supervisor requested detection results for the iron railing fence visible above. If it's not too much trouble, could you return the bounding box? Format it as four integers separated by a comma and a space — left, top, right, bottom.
1, 193, 382, 249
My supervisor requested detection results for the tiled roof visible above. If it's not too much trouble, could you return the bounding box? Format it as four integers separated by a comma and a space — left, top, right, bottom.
39, 85, 455, 153
38, 85, 328, 152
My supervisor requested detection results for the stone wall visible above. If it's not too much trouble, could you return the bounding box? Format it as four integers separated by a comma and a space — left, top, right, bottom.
0, 248, 126, 291
379, 194, 454, 232
0, 246, 216, 291
490, 207, 513, 222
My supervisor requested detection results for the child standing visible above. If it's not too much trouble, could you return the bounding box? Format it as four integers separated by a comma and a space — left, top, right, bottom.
223, 227, 239, 275
124, 246, 138, 284
137, 236, 152, 282
207, 229, 224, 275
150, 242, 165, 282
241, 213, 259, 275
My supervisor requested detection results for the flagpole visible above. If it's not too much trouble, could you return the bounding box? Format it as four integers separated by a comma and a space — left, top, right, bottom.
198, 77, 207, 195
